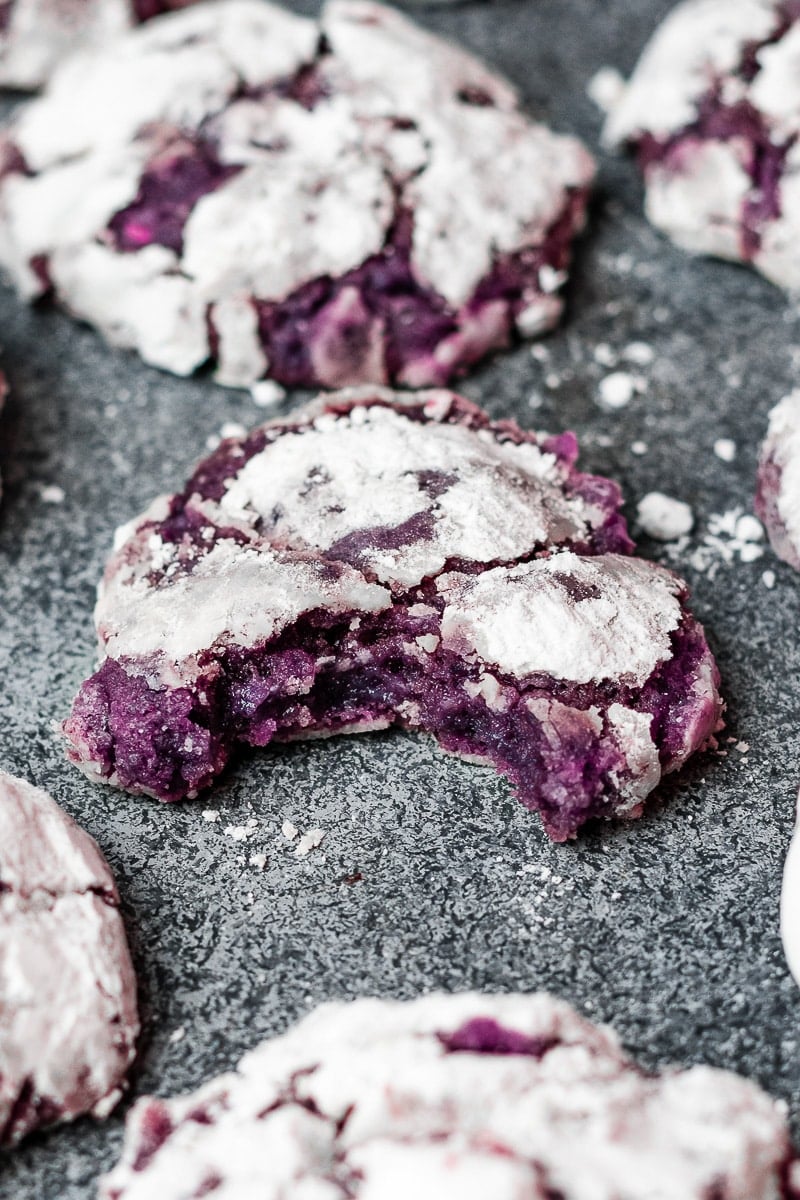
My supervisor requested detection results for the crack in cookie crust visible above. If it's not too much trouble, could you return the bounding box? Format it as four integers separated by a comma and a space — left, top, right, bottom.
62, 387, 722, 841
0, 0, 594, 389
0, 770, 139, 1146
100, 992, 800, 1200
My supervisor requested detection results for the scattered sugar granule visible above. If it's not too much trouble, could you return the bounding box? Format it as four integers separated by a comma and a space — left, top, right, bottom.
294, 828, 326, 858
636, 492, 694, 540
40, 484, 65, 504
281, 820, 299, 841
249, 853, 267, 870
530, 344, 550, 362
713, 438, 737, 462
169, 1027, 186, 1045
598, 371, 642, 409
631, 440, 648, 456
545, 372, 561, 389
202, 810, 220, 823
251, 379, 286, 408
220, 421, 247, 441
735, 741, 750, 754
586, 65, 626, 113
622, 341, 655, 366
593, 342, 617, 368
763, 569, 776, 589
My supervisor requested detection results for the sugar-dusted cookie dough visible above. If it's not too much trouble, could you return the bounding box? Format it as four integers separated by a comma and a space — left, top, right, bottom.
63, 387, 722, 841
0, 0, 594, 388
101, 991, 799, 1200
0, 770, 139, 1145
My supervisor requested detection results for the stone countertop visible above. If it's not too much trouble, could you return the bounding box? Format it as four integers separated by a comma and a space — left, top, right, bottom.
2, 0, 800, 1194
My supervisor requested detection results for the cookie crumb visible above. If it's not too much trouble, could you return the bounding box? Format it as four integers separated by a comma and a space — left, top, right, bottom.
169, 1027, 185, 1045
713, 438, 737, 462
281, 820, 298, 841
220, 422, 247, 441
593, 342, 617, 368
735, 514, 763, 544
631, 440, 648, 456
587, 65, 626, 113
763, 569, 776, 589
636, 492, 694, 540
294, 828, 326, 857
598, 371, 642, 409
622, 341, 654, 366
224, 824, 254, 842
251, 380, 286, 408
40, 484, 65, 504
202, 810, 220, 822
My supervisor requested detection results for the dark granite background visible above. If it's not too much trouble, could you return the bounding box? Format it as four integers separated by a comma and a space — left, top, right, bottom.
2, 0, 800, 1195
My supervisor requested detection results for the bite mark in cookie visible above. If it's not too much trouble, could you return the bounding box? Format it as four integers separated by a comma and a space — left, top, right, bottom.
0, 770, 139, 1146
62, 387, 722, 841
604, 0, 800, 289
0, 0, 594, 388
100, 992, 800, 1200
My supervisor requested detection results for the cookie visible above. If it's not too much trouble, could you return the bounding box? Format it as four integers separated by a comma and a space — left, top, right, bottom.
782, 792, 800, 991
756, 389, 800, 571
0, 1, 199, 91
0, 770, 139, 1145
603, 0, 800, 289
0, 0, 594, 389
100, 991, 799, 1200
62, 387, 721, 841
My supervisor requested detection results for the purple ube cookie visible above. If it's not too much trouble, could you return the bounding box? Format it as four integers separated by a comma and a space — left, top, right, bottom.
100, 991, 800, 1200
603, 0, 800, 288
756, 389, 800, 571
0, 770, 139, 1146
62, 387, 721, 841
0, 1, 201, 91
0, 0, 594, 390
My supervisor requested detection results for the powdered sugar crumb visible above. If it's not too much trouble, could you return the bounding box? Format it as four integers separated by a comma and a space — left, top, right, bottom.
224, 824, 257, 842
763, 569, 776, 589
250, 380, 286, 408
40, 484, 65, 504
631, 440, 648, 456
294, 828, 326, 857
281, 821, 298, 841
202, 809, 220, 822
249, 853, 267, 870
597, 371, 644, 409
714, 438, 737, 462
587, 65, 626, 113
663, 507, 766, 578
636, 492, 694, 541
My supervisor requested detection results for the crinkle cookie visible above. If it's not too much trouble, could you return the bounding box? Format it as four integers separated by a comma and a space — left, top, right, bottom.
0, 0, 594, 389
604, 0, 800, 289
0, 770, 139, 1146
62, 388, 721, 841
756, 389, 800, 570
0, 1, 200, 91
100, 991, 799, 1200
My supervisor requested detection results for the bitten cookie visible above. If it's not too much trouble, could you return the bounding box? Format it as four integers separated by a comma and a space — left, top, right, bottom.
0, 770, 139, 1145
756, 389, 800, 571
0, 0, 594, 389
0, 1, 201, 91
604, 0, 800, 289
100, 992, 799, 1200
62, 387, 721, 841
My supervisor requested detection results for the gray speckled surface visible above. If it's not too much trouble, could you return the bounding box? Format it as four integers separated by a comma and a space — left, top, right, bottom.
2, 1, 800, 1195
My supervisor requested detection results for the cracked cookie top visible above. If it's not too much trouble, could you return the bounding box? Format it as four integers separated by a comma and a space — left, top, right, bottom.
0, 0, 594, 388
0, 770, 139, 1146
100, 991, 798, 1200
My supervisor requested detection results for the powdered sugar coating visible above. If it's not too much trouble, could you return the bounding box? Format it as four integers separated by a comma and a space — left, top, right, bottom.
0, 770, 139, 1146
100, 991, 797, 1200
756, 389, 800, 571
0, 0, 594, 389
63, 388, 722, 839
436, 553, 683, 687
603, 0, 800, 288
